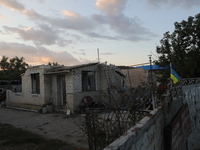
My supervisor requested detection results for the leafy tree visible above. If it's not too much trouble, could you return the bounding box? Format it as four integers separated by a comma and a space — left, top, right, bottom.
48, 62, 63, 66
155, 13, 200, 79
0, 56, 29, 81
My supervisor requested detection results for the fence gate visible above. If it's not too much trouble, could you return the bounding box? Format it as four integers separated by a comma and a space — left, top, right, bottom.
85, 107, 148, 150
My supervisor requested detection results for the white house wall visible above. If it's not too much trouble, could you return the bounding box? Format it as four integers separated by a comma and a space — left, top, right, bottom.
66, 64, 101, 112
67, 64, 124, 113
6, 64, 125, 113
6, 65, 51, 109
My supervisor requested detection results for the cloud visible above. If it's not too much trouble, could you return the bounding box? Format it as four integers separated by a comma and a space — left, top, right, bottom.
38, 0, 45, 3
91, 13, 156, 41
100, 52, 114, 55
22, 9, 96, 31
95, 0, 128, 14
0, 0, 156, 43
83, 30, 118, 40
0, 0, 25, 11
0, 42, 80, 66
0, 14, 4, 19
79, 57, 97, 64
3, 24, 71, 47
93, 0, 156, 41
144, 0, 200, 8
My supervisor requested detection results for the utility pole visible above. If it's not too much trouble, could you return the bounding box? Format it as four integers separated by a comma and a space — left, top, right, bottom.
97, 48, 100, 63
148, 55, 155, 109
148, 55, 153, 84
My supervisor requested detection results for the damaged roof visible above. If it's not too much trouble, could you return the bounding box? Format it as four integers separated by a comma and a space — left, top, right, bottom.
44, 62, 99, 74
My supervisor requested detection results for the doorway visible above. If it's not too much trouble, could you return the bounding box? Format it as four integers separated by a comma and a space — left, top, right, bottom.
57, 75, 66, 108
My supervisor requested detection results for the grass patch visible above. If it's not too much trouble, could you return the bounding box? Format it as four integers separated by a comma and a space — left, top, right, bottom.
0, 123, 80, 150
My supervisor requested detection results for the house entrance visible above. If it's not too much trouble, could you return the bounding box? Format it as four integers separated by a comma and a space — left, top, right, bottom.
57, 75, 66, 108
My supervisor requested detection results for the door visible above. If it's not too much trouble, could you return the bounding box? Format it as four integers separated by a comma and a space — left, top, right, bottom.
57, 75, 66, 108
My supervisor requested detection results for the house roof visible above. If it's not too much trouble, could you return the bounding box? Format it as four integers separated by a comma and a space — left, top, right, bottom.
136, 65, 166, 70
44, 62, 99, 75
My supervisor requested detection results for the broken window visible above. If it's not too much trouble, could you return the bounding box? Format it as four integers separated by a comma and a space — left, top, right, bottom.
31, 73, 40, 94
82, 71, 96, 91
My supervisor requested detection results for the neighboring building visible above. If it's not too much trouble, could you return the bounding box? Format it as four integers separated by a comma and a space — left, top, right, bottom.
122, 65, 166, 88
121, 68, 148, 88
6, 63, 125, 113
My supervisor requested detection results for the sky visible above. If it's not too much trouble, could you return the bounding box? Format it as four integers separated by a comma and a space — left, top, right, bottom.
0, 0, 199, 66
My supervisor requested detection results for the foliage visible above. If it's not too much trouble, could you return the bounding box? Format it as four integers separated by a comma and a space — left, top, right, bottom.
155, 13, 200, 79
48, 62, 63, 66
82, 86, 151, 149
0, 56, 28, 81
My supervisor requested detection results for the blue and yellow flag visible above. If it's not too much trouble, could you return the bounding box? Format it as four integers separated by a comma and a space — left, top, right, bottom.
170, 64, 180, 83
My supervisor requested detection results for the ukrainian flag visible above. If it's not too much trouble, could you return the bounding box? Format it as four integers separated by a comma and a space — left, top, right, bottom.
170, 64, 180, 83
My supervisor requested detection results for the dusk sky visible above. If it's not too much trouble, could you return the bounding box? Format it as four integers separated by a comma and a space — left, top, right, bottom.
0, 0, 199, 66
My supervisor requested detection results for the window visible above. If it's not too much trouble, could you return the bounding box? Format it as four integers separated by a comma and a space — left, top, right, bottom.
0, 88, 3, 93
31, 73, 40, 94
82, 71, 96, 91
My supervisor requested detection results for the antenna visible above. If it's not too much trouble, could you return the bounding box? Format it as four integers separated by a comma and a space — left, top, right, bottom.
97, 48, 100, 63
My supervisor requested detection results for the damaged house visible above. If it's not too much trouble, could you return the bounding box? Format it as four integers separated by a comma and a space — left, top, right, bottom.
6, 62, 125, 113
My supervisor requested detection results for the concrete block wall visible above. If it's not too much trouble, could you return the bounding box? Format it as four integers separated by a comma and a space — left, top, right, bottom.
104, 98, 184, 150
71, 64, 99, 93
7, 65, 51, 107
66, 72, 73, 93
72, 91, 101, 112
49, 75, 58, 109
104, 105, 165, 150
98, 65, 109, 90
69, 65, 100, 112
69, 64, 125, 112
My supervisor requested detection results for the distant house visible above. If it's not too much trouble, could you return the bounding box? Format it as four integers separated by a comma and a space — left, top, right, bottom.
6, 63, 125, 113
121, 65, 166, 88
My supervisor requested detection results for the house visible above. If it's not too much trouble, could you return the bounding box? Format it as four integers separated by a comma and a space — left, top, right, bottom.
121, 65, 166, 88
6, 62, 125, 113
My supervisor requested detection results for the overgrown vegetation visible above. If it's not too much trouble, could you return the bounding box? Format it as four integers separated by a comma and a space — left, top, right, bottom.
83, 86, 152, 150
0, 123, 79, 150
155, 13, 200, 80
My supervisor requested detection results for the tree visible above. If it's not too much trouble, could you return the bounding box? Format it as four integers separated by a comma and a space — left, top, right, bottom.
0, 56, 29, 81
48, 62, 63, 66
155, 13, 200, 79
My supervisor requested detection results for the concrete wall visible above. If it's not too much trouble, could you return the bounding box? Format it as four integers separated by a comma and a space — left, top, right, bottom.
104, 98, 184, 150
6, 64, 124, 112
182, 84, 200, 150
104, 105, 165, 150
6, 65, 51, 110
104, 83, 200, 150
65, 64, 124, 112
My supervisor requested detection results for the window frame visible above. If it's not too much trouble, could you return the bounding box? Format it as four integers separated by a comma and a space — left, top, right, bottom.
82, 71, 96, 92
31, 73, 40, 94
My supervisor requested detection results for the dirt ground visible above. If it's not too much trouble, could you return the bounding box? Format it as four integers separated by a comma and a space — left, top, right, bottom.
0, 107, 88, 149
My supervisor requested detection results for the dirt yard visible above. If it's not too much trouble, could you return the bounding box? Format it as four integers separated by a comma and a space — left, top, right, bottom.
0, 107, 88, 149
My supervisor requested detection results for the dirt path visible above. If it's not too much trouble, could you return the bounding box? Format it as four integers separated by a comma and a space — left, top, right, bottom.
0, 107, 88, 149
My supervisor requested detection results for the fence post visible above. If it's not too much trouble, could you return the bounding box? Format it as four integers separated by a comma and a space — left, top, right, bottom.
85, 107, 94, 150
